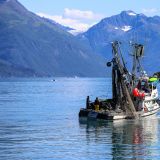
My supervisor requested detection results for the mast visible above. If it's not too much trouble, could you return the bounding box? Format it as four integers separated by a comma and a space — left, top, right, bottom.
131, 43, 144, 82
109, 41, 138, 118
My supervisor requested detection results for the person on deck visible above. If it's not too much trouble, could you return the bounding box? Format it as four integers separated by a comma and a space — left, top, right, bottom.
94, 97, 100, 111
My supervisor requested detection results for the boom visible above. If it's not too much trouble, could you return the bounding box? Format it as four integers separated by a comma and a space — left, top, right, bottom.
110, 41, 138, 118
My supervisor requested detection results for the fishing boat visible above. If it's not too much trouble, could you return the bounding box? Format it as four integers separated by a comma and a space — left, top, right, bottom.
79, 41, 160, 120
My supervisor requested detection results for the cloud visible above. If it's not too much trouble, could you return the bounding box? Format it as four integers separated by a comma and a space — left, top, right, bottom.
63, 8, 103, 21
38, 12, 90, 31
37, 8, 104, 32
142, 8, 159, 16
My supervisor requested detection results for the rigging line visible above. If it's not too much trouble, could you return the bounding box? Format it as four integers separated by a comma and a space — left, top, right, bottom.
117, 42, 126, 69
137, 57, 144, 73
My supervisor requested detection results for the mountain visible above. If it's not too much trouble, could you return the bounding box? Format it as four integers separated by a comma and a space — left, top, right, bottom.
37, 14, 82, 35
78, 10, 160, 74
39, 17, 83, 36
0, 0, 106, 77
40, 17, 74, 32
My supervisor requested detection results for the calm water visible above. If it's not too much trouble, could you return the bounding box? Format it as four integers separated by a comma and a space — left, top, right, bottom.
0, 78, 160, 160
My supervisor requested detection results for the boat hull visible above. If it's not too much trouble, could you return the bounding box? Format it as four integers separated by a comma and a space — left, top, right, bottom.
79, 106, 160, 121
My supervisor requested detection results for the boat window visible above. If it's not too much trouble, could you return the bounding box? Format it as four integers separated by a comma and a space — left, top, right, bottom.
141, 81, 145, 86
141, 81, 151, 93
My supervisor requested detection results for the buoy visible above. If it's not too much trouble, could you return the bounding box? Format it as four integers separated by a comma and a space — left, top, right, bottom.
133, 88, 139, 97
149, 77, 158, 82
133, 88, 145, 98
139, 92, 145, 99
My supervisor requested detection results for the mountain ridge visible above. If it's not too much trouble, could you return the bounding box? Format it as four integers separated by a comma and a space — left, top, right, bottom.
0, 0, 106, 77
78, 10, 160, 74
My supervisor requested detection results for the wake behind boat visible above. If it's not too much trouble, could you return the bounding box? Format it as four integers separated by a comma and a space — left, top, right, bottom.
79, 41, 160, 120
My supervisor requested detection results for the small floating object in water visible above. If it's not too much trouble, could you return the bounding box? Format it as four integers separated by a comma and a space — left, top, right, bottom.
51, 79, 56, 82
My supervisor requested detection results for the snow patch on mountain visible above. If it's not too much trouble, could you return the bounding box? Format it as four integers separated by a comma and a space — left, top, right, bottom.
127, 11, 137, 16
121, 26, 132, 32
128, 12, 137, 16
114, 26, 132, 32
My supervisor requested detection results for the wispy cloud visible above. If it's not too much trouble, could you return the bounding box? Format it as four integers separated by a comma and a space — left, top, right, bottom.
63, 8, 103, 21
142, 8, 159, 16
37, 8, 104, 32
37, 12, 90, 31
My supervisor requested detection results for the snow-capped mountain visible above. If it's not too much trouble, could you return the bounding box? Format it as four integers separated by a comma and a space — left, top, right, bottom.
78, 10, 160, 73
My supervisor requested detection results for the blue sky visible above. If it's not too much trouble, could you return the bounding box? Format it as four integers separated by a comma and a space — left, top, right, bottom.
18, 0, 160, 31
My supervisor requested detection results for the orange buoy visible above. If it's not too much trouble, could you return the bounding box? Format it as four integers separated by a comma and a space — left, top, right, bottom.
133, 88, 139, 97
133, 88, 145, 98
139, 92, 145, 99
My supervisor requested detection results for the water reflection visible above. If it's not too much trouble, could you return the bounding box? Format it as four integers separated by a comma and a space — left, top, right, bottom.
79, 116, 159, 159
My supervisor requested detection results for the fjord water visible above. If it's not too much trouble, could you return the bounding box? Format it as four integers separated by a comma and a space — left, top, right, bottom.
0, 78, 160, 160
